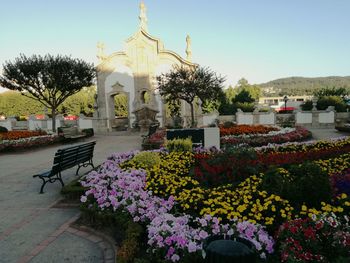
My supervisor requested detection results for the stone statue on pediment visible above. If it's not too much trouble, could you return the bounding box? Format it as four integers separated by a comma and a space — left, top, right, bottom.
186, 35, 192, 61
139, 1, 148, 32
97, 42, 107, 62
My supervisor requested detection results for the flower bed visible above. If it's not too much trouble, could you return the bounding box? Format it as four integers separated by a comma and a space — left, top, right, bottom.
141, 125, 312, 149
276, 215, 350, 262
257, 136, 350, 154
0, 130, 47, 140
81, 151, 275, 262
220, 124, 279, 136
221, 126, 311, 147
81, 138, 350, 262
142, 129, 166, 150
0, 134, 60, 152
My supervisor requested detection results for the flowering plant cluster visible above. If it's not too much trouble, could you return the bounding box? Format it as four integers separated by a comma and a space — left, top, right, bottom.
257, 136, 350, 154
0, 130, 47, 140
221, 126, 311, 147
0, 134, 60, 152
148, 214, 274, 261
80, 150, 275, 262
142, 130, 166, 150
81, 133, 350, 262
219, 124, 279, 136
331, 169, 350, 196
276, 214, 350, 262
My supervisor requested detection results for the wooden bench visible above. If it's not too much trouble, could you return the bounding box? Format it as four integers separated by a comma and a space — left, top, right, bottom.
33, 141, 96, 193
58, 126, 86, 140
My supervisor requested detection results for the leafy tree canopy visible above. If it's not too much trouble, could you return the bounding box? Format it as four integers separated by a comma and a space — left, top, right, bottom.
235, 78, 262, 101
157, 65, 225, 127
0, 54, 95, 131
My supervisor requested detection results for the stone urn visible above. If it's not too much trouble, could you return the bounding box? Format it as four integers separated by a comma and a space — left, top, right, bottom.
132, 106, 159, 132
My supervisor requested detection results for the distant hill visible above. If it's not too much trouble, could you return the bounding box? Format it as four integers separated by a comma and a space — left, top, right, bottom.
260, 76, 350, 96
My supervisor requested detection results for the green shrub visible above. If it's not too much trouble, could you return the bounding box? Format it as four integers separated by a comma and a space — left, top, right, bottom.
117, 221, 145, 263
218, 101, 236, 115
165, 138, 192, 152
262, 162, 332, 208
222, 121, 236, 128
132, 151, 161, 169
0, 126, 8, 133
234, 102, 255, 112
82, 128, 94, 137
60, 177, 86, 200
317, 96, 347, 112
300, 100, 313, 111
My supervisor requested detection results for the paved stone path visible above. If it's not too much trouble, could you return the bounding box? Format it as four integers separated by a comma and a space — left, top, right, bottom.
0, 133, 142, 263
0, 128, 348, 263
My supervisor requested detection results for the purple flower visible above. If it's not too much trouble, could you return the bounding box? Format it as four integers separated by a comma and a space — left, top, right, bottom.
171, 254, 180, 262
187, 241, 198, 253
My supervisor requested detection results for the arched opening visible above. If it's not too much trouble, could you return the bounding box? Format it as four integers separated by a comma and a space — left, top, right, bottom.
140, 90, 150, 104
110, 92, 129, 131
114, 93, 128, 117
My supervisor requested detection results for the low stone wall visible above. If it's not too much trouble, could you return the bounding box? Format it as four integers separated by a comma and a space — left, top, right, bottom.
217, 115, 236, 124
236, 110, 275, 125
202, 113, 219, 126
295, 109, 335, 128
0, 119, 14, 131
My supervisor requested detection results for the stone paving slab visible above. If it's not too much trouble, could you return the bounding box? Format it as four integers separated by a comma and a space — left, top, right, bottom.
29, 232, 104, 263
308, 127, 349, 140
0, 133, 141, 262
0, 209, 78, 263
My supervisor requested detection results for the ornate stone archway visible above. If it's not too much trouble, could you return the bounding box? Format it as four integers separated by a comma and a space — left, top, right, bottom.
95, 1, 196, 132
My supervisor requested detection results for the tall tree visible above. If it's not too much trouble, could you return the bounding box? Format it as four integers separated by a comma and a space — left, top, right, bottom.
157, 65, 225, 127
0, 54, 95, 131
235, 78, 262, 101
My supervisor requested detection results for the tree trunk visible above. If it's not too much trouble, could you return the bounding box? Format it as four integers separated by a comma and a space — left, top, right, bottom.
190, 103, 195, 128
51, 108, 57, 132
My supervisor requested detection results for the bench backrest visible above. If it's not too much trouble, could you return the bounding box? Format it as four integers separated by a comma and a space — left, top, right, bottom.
51, 141, 96, 174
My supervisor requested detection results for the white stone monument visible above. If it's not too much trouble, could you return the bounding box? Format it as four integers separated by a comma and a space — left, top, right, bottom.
95, 1, 196, 132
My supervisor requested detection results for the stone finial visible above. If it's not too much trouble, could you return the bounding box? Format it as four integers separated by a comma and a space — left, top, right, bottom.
139, 1, 148, 32
97, 41, 107, 62
186, 35, 192, 61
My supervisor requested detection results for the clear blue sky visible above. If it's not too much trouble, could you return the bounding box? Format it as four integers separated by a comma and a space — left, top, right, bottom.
0, 0, 349, 89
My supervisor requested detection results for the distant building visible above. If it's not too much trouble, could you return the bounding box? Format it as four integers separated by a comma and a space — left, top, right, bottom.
261, 86, 281, 95
259, 95, 312, 110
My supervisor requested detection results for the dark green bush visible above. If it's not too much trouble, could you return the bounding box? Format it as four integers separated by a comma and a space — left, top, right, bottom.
82, 128, 94, 137
222, 121, 236, 128
0, 126, 8, 133
261, 162, 332, 208
317, 96, 347, 112
218, 101, 236, 115
300, 100, 313, 111
234, 102, 255, 112
61, 177, 86, 200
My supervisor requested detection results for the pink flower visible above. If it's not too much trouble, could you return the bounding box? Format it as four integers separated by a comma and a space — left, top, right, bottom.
187, 241, 197, 253
171, 254, 180, 262
80, 195, 87, 203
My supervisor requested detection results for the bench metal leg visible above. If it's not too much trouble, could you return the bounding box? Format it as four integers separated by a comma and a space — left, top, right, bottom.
57, 172, 64, 187
39, 177, 47, 194
75, 159, 94, 176
37, 173, 64, 194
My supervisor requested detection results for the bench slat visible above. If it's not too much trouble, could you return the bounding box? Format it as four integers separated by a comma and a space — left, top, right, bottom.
33, 141, 96, 193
